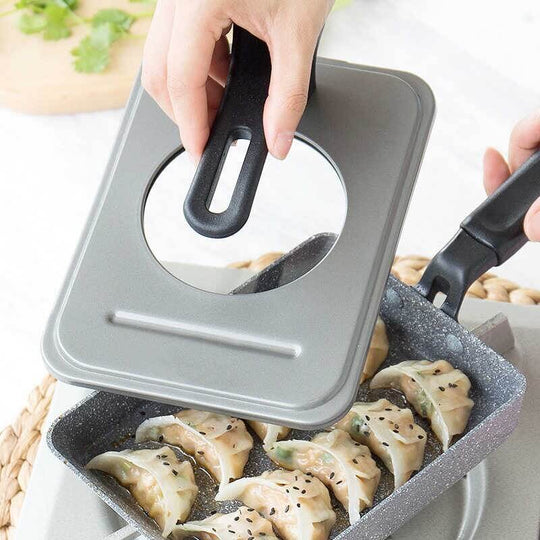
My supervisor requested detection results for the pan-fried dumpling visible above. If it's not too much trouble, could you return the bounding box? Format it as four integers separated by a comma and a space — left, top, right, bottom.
333, 399, 426, 489
86, 446, 197, 537
248, 421, 291, 448
136, 410, 253, 490
370, 359, 474, 450
216, 469, 336, 540
172, 506, 279, 539
267, 429, 380, 523
360, 317, 389, 383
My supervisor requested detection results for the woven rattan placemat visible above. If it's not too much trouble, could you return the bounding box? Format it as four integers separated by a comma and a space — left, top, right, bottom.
1, 254, 539, 540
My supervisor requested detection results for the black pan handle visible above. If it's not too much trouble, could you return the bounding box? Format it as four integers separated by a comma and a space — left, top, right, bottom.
416, 150, 540, 319
183, 25, 317, 238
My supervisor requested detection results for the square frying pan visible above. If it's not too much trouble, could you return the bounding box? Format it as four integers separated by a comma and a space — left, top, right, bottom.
46, 148, 540, 540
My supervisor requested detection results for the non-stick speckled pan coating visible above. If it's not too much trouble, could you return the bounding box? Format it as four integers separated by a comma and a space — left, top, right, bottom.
47, 274, 526, 540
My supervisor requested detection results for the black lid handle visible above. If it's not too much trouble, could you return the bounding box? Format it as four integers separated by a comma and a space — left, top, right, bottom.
417, 150, 540, 319
183, 25, 317, 238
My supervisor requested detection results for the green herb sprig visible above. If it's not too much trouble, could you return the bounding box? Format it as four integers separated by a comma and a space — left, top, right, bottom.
2, 0, 155, 73
72, 8, 137, 72
14, 0, 80, 40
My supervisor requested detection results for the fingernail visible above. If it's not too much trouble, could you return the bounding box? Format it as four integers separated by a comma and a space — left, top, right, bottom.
272, 132, 295, 160
527, 210, 540, 242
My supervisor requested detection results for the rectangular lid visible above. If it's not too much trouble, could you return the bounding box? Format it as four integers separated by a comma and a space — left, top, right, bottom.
43, 58, 434, 429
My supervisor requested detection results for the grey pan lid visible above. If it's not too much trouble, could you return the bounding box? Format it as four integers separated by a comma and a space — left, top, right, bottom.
43, 58, 435, 429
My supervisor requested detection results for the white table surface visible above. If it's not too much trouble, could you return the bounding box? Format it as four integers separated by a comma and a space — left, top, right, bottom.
1, 0, 539, 429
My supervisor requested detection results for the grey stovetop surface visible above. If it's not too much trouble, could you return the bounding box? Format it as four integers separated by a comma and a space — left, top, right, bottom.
15, 297, 540, 540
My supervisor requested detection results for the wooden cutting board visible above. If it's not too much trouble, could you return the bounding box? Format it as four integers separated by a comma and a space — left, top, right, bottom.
0, 0, 151, 114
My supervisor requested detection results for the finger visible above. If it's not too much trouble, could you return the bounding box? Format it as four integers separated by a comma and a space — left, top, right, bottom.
141, 0, 176, 121
524, 196, 540, 242
483, 147, 510, 195
264, 34, 317, 159
209, 35, 231, 86
167, 4, 220, 158
207, 76, 225, 127
508, 110, 540, 172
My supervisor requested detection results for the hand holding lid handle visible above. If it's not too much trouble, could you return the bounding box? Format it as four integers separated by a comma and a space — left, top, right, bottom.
183, 25, 317, 238
417, 150, 540, 319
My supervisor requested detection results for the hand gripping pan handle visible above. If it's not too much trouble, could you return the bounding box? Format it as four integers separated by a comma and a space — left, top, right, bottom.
183, 25, 317, 238
417, 150, 540, 319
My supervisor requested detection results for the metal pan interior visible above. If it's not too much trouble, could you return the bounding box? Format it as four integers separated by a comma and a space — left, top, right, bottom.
47, 276, 525, 540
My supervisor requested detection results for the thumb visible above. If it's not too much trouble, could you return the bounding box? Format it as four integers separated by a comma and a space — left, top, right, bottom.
264, 36, 316, 159
524, 197, 540, 242
483, 147, 510, 195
